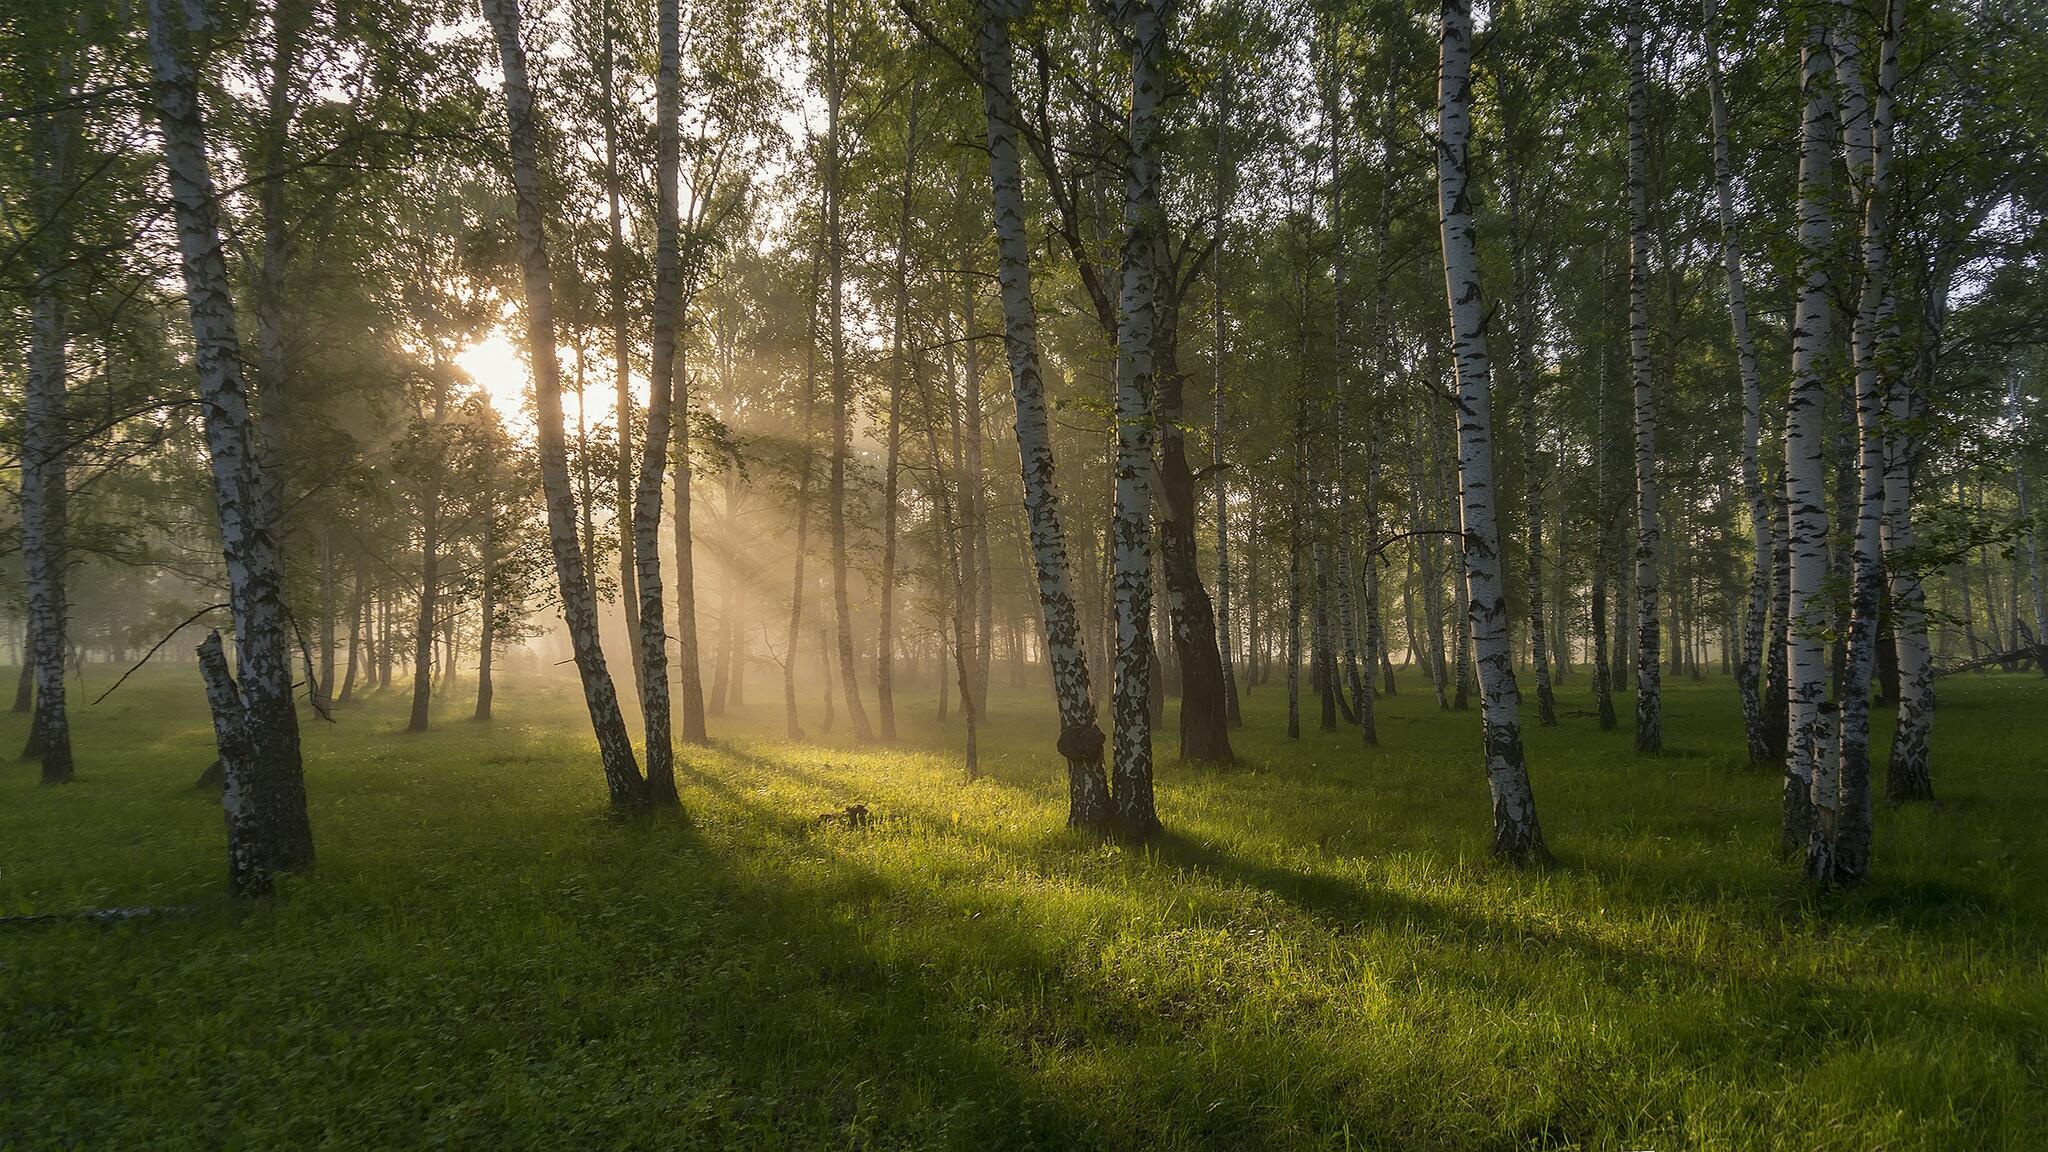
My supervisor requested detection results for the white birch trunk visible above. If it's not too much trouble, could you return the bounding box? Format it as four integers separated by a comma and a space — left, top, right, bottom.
22, 94, 73, 783
1815, 0, 1900, 883
1784, 20, 1837, 856
147, 0, 314, 879
1108, 0, 1165, 837
481, 0, 646, 811
1438, 0, 1545, 863
973, 0, 1111, 830
635, 0, 685, 806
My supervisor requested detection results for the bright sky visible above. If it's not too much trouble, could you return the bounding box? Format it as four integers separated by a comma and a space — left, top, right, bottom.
456, 330, 653, 441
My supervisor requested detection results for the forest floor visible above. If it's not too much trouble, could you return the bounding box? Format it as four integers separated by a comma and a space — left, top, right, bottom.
2, 662, 2045, 1150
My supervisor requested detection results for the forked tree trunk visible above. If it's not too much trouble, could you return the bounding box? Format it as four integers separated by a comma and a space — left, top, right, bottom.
1817, 0, 1899, 884
1784, 20, 1836, 857
197, 631, 267, 895
148, 0, 314, 879
482, 0, 645, 812
1438, 0, 1545, 864
1705, 0, 1773, 765
973, 0, 1110, 831
1626, 3, 1663, 754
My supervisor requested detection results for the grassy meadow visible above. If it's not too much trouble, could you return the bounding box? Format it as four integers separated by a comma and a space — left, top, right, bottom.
2, 661, 2045, 1149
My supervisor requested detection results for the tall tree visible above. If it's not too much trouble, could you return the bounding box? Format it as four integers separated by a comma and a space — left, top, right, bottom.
1625, 0, 1662, 754
1703, 0, 1772, 765
1108, 0, 1166, 838
145, 0, 315, 886
483, 0, 647, 812
821, 0, 874, 742
1437, 0, 1545, 864
970, 0, 1111, 832
1784, 19, 1836, 857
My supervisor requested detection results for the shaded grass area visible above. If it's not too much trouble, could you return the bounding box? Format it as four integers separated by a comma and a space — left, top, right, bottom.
3, 663, 2046, 1149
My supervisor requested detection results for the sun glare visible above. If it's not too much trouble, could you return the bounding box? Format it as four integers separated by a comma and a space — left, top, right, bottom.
456, 330, 534, 433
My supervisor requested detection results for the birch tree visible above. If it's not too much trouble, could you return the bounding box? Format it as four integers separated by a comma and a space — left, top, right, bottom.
972, 0, 1111, 832
1625, 0, 1662, 754
1107, 0, 1166, 838
1783, 19, 1836, 856
20, 38, 75, 784
482, 0, 647, 812
633, 0, 687, 807
146, 0, 315, 882
1437, 0, 1545, 864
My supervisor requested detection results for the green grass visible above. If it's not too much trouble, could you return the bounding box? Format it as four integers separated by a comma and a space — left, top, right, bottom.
3, 661, 2045, 1150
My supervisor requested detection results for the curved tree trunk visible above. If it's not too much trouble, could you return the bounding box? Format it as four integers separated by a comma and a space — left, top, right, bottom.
1438, 0, 1545, 864
973, 0, 1110, 831
482, 0, 645, 812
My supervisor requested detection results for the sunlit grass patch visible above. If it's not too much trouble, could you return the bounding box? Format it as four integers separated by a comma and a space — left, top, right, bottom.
3, 666, 2045, 1149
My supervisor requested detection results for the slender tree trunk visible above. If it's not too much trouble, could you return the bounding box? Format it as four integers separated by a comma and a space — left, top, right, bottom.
673, 348, 709, 743
1438, 0, 1545, 864
601, 0, 642, 698
1784, 18, 1837, 857
635, 0, 685, 805
1501, 128, 1555, 728
1817, 0, 1898, 883
966, 296, 993, 712
917, 338, 981, 777
1107, 0, 1166, 838
1705, 0, 1773, 764
822, 0, 873, 742
1211, 85, 1241, 728
1592, 276, 1618, 732
147, 0, 315, 881
876, 80, 922, 744
476, 502, 496, 721
1627, 3, 1663, 754
408, 381, 449, 734
784, 241, 824, 740
483, 0, 645, 811
973, 0, 1110, 830
339, 559, 364, 704
22, 83, 74, 782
